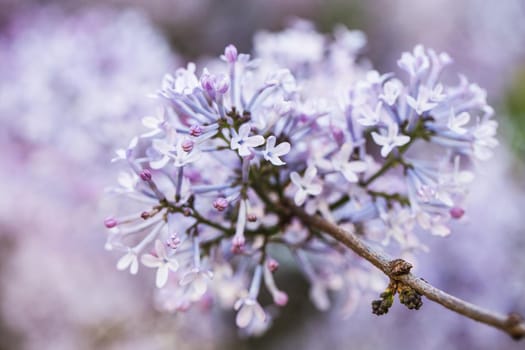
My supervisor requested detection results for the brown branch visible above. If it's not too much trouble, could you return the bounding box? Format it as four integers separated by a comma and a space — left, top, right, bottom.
288, 203, 525, 340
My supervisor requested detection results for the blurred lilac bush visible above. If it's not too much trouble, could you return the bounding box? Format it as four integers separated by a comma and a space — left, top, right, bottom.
104, 20, 499, 335
0, 6, 223, 350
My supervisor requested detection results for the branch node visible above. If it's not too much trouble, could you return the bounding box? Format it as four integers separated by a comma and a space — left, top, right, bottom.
388, 259, 413, 276
506, 312, 525, 340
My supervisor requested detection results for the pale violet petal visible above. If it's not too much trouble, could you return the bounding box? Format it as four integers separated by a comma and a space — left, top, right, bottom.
156, 264, 169, 288
236, 305, 253, 328
141, 254, 162, 268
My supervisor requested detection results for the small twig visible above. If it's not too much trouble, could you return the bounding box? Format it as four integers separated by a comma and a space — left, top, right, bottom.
288, 203, 525, 340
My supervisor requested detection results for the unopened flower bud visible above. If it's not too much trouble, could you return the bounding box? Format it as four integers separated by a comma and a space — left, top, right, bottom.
331, 126, 345, 145
140, 169, 152, 181
189, 125, 203, 137
182, 139, 194, 152
450, 207, 465, 219
166, 234, 181, 249
224, 44, 238, 63
273, 291, 289, 306
267, 258, 279, 272
231, 235, 245, 254
104, 217, 118, 228
213, 197, 228, 211
200, 75, 214, 92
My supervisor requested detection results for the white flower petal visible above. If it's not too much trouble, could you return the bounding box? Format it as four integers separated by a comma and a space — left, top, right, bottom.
167, 259, 179, 272
380, 145, 393, 157
129, 256, 139, 275
371, 132, 387, 146
192, 275, 208, 297
273, 142, 291, 156
156, 264, 169, 288
141, 254, 162, 268
290, 172, 302, 186
150, 156, 170, 169
307, 183, 323, 196
238, 123, 251, 137
155, 239, 168, 259
341, 167, 359, 183
294, 189, 307, 206
266, 135, 276, 149
236, 305, 253, 328
304, 166, 317, 182
394, 135, 410, 147
431, 225, 451, 237
253, 303, 266, 323
245, 135, 265, 148
347, 161, 367, 173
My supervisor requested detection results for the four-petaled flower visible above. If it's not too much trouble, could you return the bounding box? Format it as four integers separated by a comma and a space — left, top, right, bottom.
380, 79, 402, 106
371, 121, 410, 157
234, 297, 266, 328
356, 102, 382, 126
406, 86, 439, 115
331, 143, 367, 182
231, 123, 266, 157
290, 166, 323, 205
141, 240, 180, 288
263, 136, 291, 166
180, 267, 214, 301
447, 110, 470, 135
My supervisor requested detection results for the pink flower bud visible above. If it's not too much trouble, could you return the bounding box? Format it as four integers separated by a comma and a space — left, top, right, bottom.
213, 197, 228, 211
200, 74, 214, 92
450, 207, 465, 219
330, 126, 345, 145
166, 234, 181, 249
231, 235, 245, 254
273, 291, 288, 306
224, 44, 238, 63
104, 217, 118, 228
140, 169, 152, 181
182, 139, 194, 152
189, 124, 203, 137
267, 258, 279, 272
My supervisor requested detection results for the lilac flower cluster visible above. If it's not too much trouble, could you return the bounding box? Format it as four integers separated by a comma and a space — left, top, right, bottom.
104, 22, 498, 334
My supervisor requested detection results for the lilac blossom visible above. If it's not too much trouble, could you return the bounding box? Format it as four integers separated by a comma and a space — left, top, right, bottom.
230, 124, 266, 157
103, 21, 499, 336
141, 240, 180, 288
371, 121, 410, 157
263, 136, 291, 166
290, 166, 323, 206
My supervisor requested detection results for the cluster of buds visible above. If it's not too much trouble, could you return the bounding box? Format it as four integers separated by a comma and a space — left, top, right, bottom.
398, 285, 423, 310
104, 21, 498, 335
371, 281, 422, 315
372, 287, 395, 315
